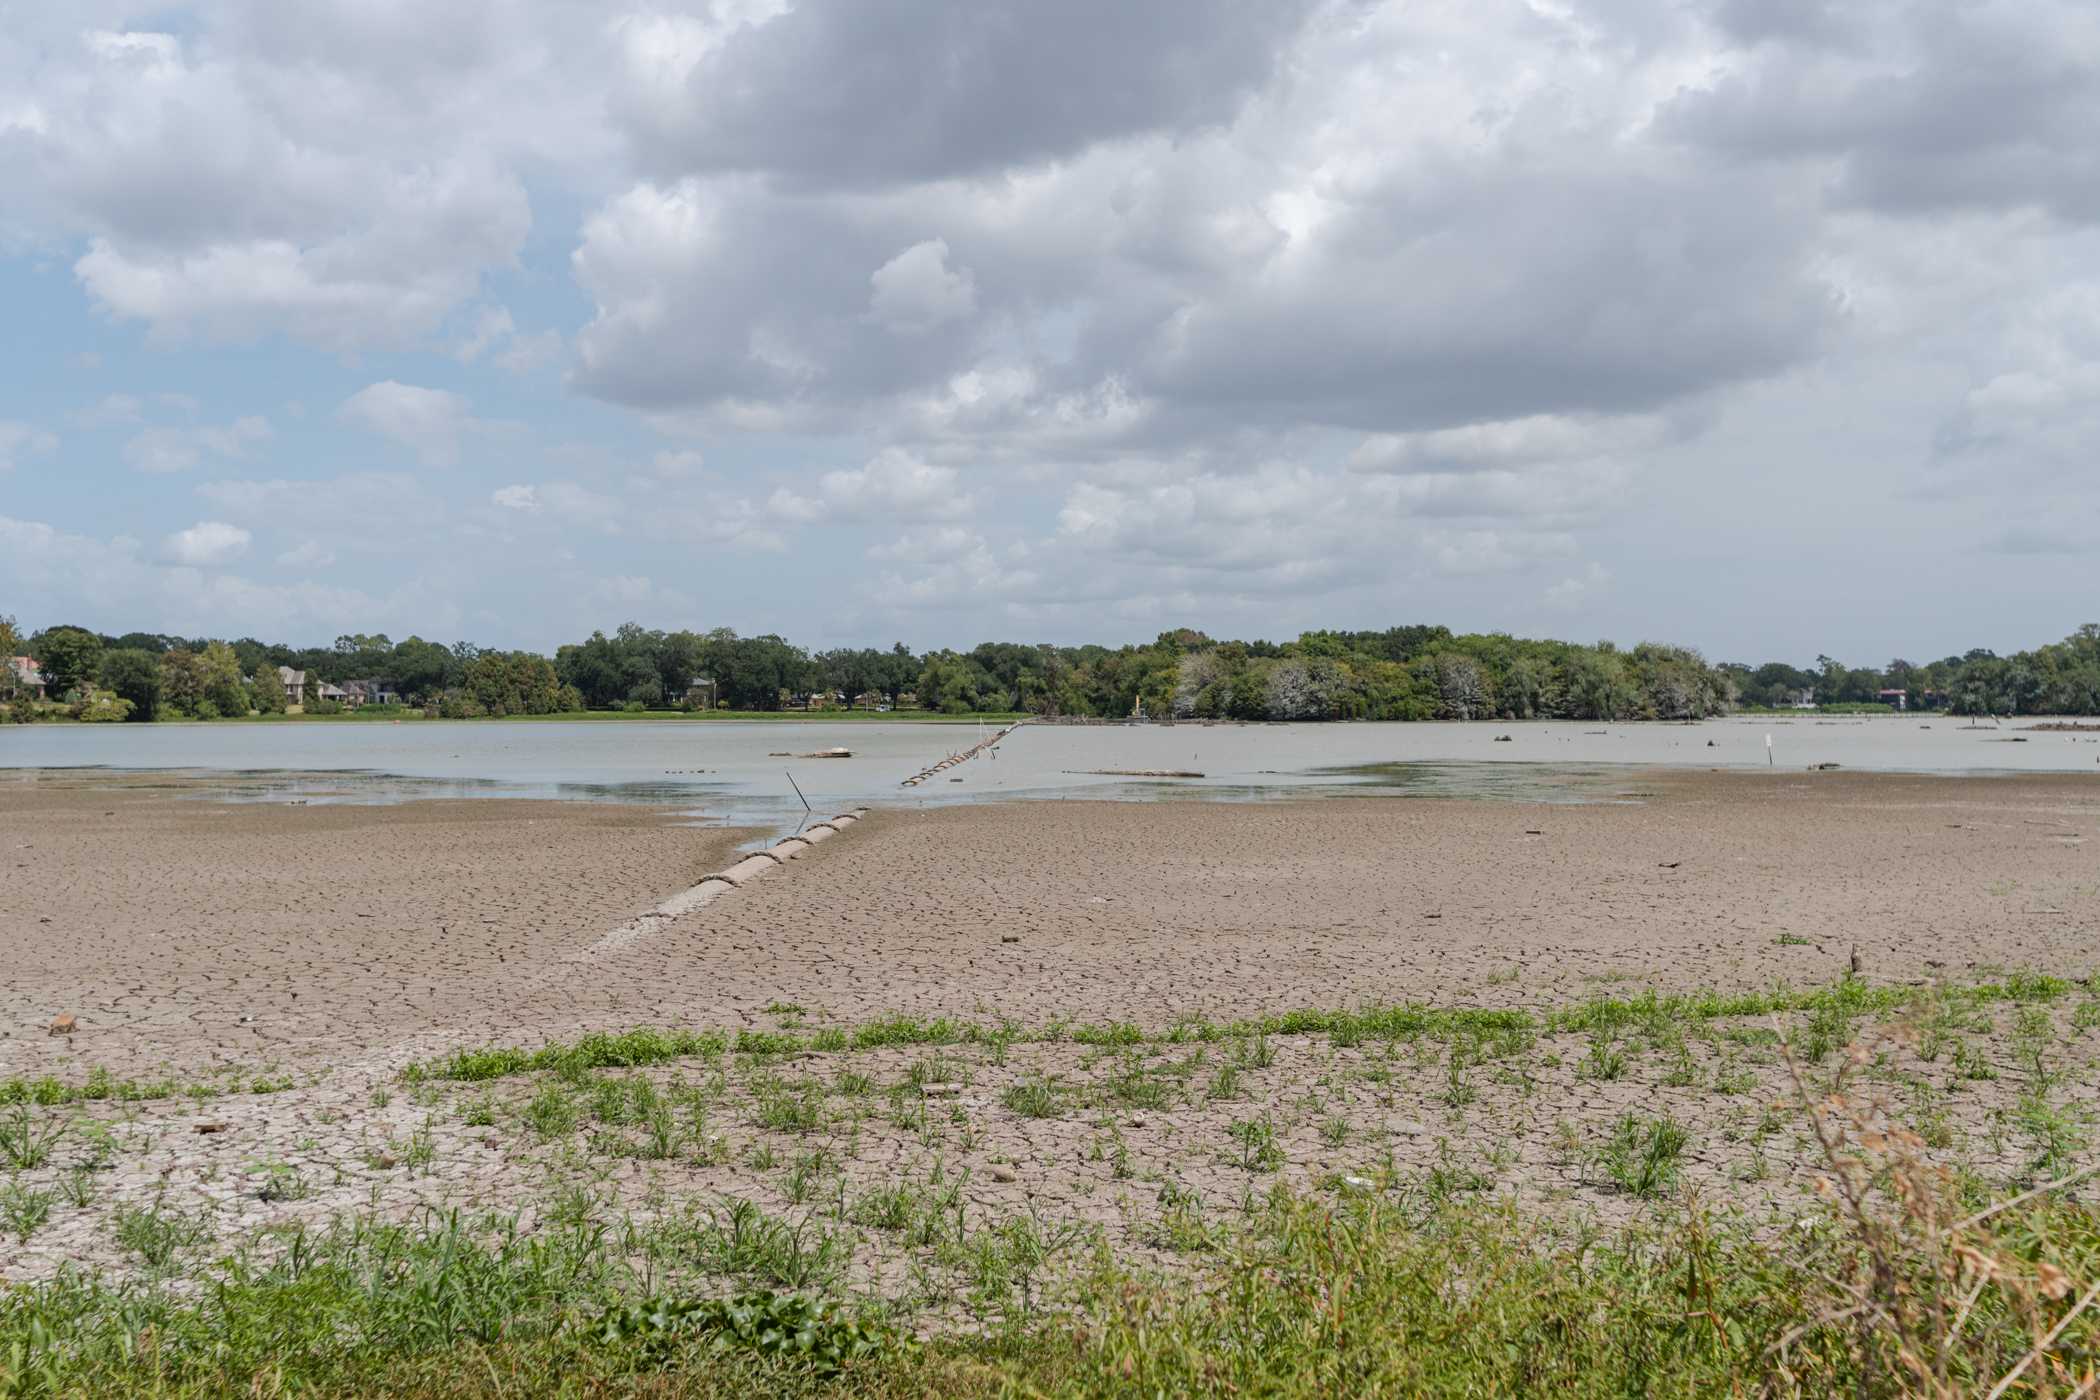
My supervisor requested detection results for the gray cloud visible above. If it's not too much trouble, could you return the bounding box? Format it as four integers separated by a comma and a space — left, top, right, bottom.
1663, 2, 2100, 223
614, 0, 1318, 186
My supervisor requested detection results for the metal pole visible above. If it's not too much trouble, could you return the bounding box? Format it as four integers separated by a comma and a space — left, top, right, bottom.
785, 768, 811, 813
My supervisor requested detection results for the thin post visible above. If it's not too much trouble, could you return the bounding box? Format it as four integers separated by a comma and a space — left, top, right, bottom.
785, 768, 811, 813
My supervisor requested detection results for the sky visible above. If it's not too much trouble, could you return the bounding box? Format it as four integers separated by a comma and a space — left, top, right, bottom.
1, 0, 2096, 666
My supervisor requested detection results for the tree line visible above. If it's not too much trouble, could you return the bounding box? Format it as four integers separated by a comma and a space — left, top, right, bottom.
5, 612, 2098, 722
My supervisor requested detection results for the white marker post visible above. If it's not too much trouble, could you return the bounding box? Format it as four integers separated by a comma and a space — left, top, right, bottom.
1766, 733, 1774, 767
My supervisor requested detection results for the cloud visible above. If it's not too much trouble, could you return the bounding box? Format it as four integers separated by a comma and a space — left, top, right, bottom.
70, 394, 143, 428
198, 471, 447, 543
488, 481, 622, 530
1661, 1, 2100, 224
1, 13, 588, 349
159, 520, 252, 567
612, 0, 1317, 185
1544, 563, 1612, 612
276, 539, 337, 568
769, 448, 970, 523
338, 381, 481, 466
123, 415, 270, 473
869, 238, 976, 332
454, 304, 563, 372
0, 422, 58, 471
2, 511, 396, 637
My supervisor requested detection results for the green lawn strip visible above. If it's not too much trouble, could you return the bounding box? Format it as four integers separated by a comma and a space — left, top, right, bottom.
405, 970, 2085, 1086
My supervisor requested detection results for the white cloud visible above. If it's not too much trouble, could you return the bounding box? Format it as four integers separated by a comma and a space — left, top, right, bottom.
338, 381, 481, 466
869, 238, 976, 332
768, 447, 970, 524
492, 484, 541, 513
70, 394, 142, 428
1544, 562, 1612, 612
198, 471, 446, 542
2, 512, 398, 637
123, 415, 270, 473
276, 539, 337, 568
159, 520, 252, 567
0, 422, 58, 471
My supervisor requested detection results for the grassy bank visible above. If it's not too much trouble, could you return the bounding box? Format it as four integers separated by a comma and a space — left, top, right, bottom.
6, 1151, 2095, 1396
9, 973, 2100, 1396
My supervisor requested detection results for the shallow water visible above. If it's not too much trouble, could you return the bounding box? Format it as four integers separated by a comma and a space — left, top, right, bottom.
5, 714, 2095, 827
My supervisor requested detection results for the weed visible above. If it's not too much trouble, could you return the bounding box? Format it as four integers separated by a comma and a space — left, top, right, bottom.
1228, 1116, 1285, 1173
0, 1104, 65, 1170
525, 1084, 580, 1138
1580, 1034, 1628, 1082
57, 1168, 95, 1209
1, 1181, 52, 1242
1002, 1076, 1064, 1119
112, 1198, 210, 1270
753, 1078, 826, 1134
1954, 1041, 1999, 1081
1442, 1043, 1477, 1107
255, 1162, 311, 1203
405, 1120, 437, 1176
1596, 1113, 1691, 1198
1105, 1055, 1175, 1111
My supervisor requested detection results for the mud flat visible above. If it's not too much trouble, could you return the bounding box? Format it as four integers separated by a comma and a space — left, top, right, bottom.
0, 774, 757, 1080
7, 765, 2100, 1329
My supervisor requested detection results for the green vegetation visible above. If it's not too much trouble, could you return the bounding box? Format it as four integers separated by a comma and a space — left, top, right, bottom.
10, 971, 2100, 1395
1728, 625, 2100, 715
3, 1173, 2096, 1395
402, 972, 2073, 1088
11, 614, 2100, 724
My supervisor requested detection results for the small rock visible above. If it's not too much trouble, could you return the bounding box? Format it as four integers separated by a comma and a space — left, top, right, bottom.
1388, 1118, 1427, 1137
1000, 934, 1020, 943
922, 1082, 964, 1098
987, 1164, 1018, 1183
194, 1122, 231, 1135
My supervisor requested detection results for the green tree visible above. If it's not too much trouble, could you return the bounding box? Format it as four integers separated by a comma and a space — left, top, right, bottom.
31, 626, 104, 697
251, 663, 288, 714
98, 648, 163, 721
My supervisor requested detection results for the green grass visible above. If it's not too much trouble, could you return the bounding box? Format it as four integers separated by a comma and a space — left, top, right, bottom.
389, 971, 2089, 1097
5, 1182, 2095, 1397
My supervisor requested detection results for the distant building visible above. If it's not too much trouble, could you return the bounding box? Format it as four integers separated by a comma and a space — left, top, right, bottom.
7, 656, 45, 698
684, 676, 717, 709
1877, 688, 1909, 711
313, 681, 348, 705
1784, 689, 1816, 710
340, 679, 402, 707
276, 666, 307, 706
852, 689, 886, 711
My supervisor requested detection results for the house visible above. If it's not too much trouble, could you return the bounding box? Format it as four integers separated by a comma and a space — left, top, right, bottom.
313, 681, 348, 705
1784, 689, 1816, 710
276, 666, 307, 707
684, 676, 718, 709
852, 689, 886, 711
340, 679, 402, 707
1877, 688, 1908, 712
7, 657, 45, 698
